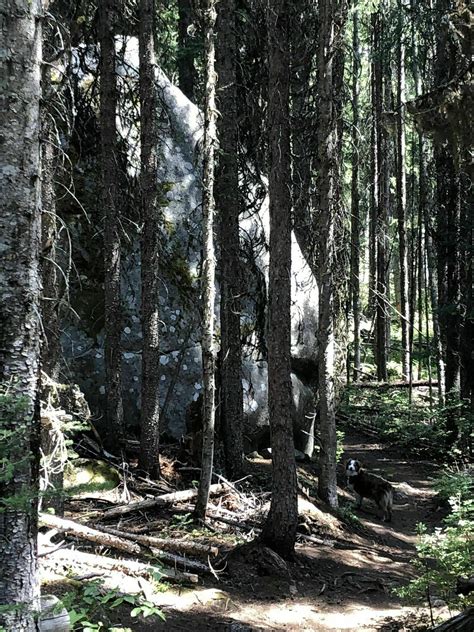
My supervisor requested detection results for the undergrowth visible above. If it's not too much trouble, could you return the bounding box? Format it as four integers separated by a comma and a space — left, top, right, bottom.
340, 386, 473, 460
58, 577, 166, 631
396, 469, 474, 612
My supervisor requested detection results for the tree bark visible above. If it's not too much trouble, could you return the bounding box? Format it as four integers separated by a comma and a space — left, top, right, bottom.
139, 0, 161, 479
350, 7, 361, 381
396, 1, 410, 381
373, 10, 389, 381
368, 15, 378, 319
260, 0, 298, 558
432, 0, 462, 445
195, 0, 218, 520
103, 482, 230, 520
177, 0, 196, 101
100, 0, 124, 451
43, 547, 199, 584
459, 162, 473, 411
425, 203, 446, 405
316, 0, 347, 510
216, 0, 244, 479
0, 2, 43, 628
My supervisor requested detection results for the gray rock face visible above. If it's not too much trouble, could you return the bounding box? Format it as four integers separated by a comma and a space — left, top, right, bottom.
62, 38, 319, 448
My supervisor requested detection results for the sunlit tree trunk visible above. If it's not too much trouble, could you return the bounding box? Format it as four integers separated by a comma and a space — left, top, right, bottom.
195, 0, 218, 520
100, 0, 124, 450
0, 2, 43, 628
139, 0, 161, 478
260, 0, 298, 557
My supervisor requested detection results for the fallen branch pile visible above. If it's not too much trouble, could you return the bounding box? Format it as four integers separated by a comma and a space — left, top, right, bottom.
39, 469, 341, 598
38, 482, 238, 586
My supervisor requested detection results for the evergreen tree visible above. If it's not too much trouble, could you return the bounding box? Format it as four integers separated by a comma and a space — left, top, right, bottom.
195, 0, 218, 520
216, 0, 244, 479
316, 0, 348, 509
0, 2, 43, 628
260, 0, 298, 557
139, 0, 161, 478
100, 0, 124, 450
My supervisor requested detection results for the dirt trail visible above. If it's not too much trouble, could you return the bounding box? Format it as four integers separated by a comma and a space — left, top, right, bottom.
111, 428, 442, 631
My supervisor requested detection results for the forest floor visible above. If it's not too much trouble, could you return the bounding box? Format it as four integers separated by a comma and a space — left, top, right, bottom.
41, 427, 450, 631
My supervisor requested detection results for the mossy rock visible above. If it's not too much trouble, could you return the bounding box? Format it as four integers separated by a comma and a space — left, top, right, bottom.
64, 459, 120, 494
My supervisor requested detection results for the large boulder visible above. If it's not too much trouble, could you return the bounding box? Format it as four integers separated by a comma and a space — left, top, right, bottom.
61, 37, 319, 446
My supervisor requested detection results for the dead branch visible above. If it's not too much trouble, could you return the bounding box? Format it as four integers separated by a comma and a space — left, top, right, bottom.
94, 524, 218, 557
100, 482, 231, 519
42, 546, 199, 584
40, 512, 142, 555
40, 512, 211, 573
351, 380, 438, 389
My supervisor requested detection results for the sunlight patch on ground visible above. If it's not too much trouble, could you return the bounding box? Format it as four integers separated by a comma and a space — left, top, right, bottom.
225, 600, 413, 631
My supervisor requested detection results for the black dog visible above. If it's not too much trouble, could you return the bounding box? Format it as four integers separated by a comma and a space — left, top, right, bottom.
346, 459, 393, 522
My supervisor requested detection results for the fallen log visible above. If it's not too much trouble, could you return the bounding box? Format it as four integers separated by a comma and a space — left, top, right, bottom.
351, 380, 438, 389
42, 546, 199, 583
40, 513, 210, 573
94, 524, 219, 557
101, 482, 230, 519
40, 513, 141, 556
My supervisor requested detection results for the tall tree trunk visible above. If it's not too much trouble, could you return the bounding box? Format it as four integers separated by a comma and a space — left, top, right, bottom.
434, 0, 461, 423
373, 10, 389, 381
368, 14, 378, 319
139, 0, 161, 479
216, 0, 244, 479
260, 0, 298, 557
100, 0, 124, 450
459, 163, 473, 411
177, 0, 196, 101
316, 0, 347, 510
425, 203, 446, 405
0, 2, 43, 628
350, 7, 361, 381
195, 0, 218, 520
396, 1, 410, 381
435, 142, 461, 443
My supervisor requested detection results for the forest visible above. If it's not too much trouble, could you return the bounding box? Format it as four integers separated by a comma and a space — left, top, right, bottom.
0, 0, 472, 630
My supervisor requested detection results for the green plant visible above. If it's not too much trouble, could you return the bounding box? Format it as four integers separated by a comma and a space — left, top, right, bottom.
338, 504, 362, 527
434, 471, 473, 504
396, 473, 474, 610
61, 578, 165, 631
169, 512, 193, 528
0, 391, 36, 513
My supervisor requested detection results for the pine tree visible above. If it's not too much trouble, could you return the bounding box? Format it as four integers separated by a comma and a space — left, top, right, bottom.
216, 0, 244, 478
100, 0, 124, 450
139, 0, 161, 478
350, 7, 361, 381
0, 2, 43, 628
260, 0, 298, 557
316, 0, 347, 509
195, 0, 218, 520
